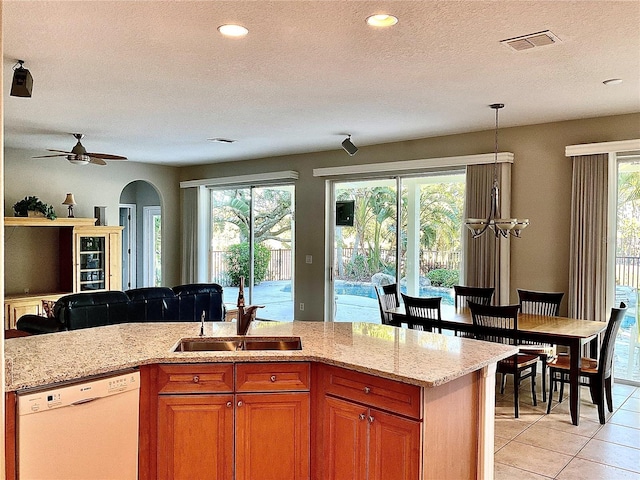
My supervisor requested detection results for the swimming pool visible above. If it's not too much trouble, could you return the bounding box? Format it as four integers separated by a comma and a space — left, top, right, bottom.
334, 281, 455, 305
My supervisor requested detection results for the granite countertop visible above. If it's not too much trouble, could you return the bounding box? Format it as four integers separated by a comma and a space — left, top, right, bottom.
4, 320, 517, 391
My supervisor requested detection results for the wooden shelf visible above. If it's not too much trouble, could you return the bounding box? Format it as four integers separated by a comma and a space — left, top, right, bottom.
4, 217, 97, 227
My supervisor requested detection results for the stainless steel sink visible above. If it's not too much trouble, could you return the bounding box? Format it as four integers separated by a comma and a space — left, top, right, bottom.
173, 336, 302, 352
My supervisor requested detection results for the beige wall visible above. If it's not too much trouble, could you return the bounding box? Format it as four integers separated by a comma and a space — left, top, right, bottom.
180, 113, 640, 318
3, 148, 182, 288
3, 113, 639, 318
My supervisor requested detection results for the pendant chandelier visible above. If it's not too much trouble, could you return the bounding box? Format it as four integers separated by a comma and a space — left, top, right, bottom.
464, 103, 529, 239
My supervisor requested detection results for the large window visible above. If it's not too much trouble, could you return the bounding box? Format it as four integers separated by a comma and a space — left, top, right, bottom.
331, 172, 464, 322
614, 159, 640, 384
210, 184, 295, 321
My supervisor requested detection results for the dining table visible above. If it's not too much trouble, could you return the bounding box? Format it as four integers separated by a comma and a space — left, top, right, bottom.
388, 303, 608, 426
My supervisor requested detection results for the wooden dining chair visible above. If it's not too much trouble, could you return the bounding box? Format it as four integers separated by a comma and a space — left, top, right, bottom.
375, 284, 401, 327
468, 301, 537, 418
517, 289, 564, 402
547, 303, 627, 424
453, 286, 495, 337
454, 285, 495, 308
401, 293, 442, 332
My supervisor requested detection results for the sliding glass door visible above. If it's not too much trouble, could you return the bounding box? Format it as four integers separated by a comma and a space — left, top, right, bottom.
330, 172, 464, 322
210, 184, 295, 321
614, 158, 640, 384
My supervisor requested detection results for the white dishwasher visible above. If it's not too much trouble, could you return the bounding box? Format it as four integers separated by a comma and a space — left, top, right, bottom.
17, 369, 140, 480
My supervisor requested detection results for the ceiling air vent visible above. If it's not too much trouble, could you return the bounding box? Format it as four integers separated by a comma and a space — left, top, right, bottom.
501, 30, 561, 51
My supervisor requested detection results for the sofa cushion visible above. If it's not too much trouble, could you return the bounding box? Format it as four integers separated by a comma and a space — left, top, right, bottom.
16, 314, 64, 334
54, 291, 130, 330
125, 287, 179, 322
172, 283, 225, 322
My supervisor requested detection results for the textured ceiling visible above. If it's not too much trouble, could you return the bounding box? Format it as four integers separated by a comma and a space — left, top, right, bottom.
3, 1, 640, 166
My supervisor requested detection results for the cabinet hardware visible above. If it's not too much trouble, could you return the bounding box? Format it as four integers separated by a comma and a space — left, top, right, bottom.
270, 375, 277, 382
363, 386, 371, 394
237, 400, 243, 407
226, 401, 232, 408
359, 413, 366, 421
368, 416, 374, 423
192, 375, 200, 383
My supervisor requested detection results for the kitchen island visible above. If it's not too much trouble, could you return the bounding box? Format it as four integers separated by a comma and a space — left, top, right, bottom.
5, 320, 516, 479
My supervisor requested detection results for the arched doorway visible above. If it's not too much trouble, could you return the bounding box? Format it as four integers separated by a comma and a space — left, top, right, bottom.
119, 181, 162, 289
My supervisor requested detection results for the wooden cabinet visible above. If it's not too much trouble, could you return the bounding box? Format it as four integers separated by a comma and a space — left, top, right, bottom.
60, 225, 123, 292
153, 362, 310, 480
3, 218, 122, 329
4, 293, 65, 330
157, 394, 234, 479
316, 364, 421, 480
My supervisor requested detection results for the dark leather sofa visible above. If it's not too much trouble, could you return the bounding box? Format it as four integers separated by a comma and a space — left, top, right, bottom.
16, 283, 225, 335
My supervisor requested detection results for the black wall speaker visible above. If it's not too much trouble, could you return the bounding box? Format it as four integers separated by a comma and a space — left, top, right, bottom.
11, 68, 33, 98
336, 200, 355, 226
341, 137, 358, 156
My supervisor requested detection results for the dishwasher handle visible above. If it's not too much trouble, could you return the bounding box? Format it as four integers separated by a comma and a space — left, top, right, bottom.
71, 397, 99, 406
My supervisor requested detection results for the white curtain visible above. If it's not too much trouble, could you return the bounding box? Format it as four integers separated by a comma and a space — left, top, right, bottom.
568, 154, 608, 321
181, 187, 198, 284
463, 163, 511, 304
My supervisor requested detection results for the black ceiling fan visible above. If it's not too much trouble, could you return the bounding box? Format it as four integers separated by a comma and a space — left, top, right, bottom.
33, 133, 127, 166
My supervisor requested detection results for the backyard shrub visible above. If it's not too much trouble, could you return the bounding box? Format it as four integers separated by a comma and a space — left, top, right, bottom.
427, 268, 459, 288
344, 254, 373, 281
224, 242, 271, 286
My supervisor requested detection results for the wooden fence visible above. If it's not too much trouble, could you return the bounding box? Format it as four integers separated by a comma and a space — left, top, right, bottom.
211, 248, 461, 283
211, 250, 639, 289
617, 256, 640, 290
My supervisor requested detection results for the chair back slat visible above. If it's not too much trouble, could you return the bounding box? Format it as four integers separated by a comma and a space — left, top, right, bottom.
599, 302, 627, 377
468, 302, 520, 345
454, 285, 495, 308
375, 285, 401, 326
518, 289, 564, 316
400, 293, 442, 331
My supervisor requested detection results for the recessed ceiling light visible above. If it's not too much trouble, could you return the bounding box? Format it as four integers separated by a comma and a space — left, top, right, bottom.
218, 24, 248, 37
366, 14, 398, 27
603, 78, 623, 86
208, 138, 236, 144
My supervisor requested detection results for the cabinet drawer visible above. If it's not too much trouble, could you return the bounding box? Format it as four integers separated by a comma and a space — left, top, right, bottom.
236, 362, 310, 392
320, 364, 421, 419
157, 364, 234, 394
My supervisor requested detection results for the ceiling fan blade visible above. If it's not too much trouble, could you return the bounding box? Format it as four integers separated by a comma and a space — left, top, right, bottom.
88, 157, 107, 166
86, 152, 127, 160
33, 153, 68, 158
46, 149, 73, 154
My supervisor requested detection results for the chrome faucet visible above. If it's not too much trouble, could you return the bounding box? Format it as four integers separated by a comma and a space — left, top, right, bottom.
236, 277, 263, 335
199, 310, 205, 336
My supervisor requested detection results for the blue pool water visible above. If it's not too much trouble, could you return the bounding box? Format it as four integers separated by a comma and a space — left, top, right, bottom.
334, 281, 455, 305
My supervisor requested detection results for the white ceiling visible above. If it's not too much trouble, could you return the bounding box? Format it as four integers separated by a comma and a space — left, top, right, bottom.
3, 1, 639, 166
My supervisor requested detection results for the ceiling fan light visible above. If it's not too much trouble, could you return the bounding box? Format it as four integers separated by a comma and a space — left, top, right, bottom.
67, 154, 90, 165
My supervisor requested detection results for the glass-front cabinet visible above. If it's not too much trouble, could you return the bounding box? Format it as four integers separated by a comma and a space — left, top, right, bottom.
78, 235, 107, 290
73, 226, 122, 292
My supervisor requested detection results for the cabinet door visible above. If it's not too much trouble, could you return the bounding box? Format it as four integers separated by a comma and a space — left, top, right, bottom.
368, 409, 421, 480
235, 392, 310, 480
157, 394, 234, 480
107, 231, 122, 290
75, 233, 108, 291
322, 395, 368, 480
6, 301, 40, 330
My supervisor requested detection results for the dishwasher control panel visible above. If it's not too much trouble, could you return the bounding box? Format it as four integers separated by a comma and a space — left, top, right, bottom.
17, 370, 140, 414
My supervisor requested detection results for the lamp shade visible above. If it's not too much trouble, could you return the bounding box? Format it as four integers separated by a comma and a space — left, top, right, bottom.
62, 193, 77, 206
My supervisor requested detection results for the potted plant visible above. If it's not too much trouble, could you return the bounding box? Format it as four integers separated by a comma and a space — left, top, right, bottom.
13, 196, 57, 220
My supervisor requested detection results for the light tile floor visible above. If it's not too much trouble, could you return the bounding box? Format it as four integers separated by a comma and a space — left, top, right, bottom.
494, 375, 640, 479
